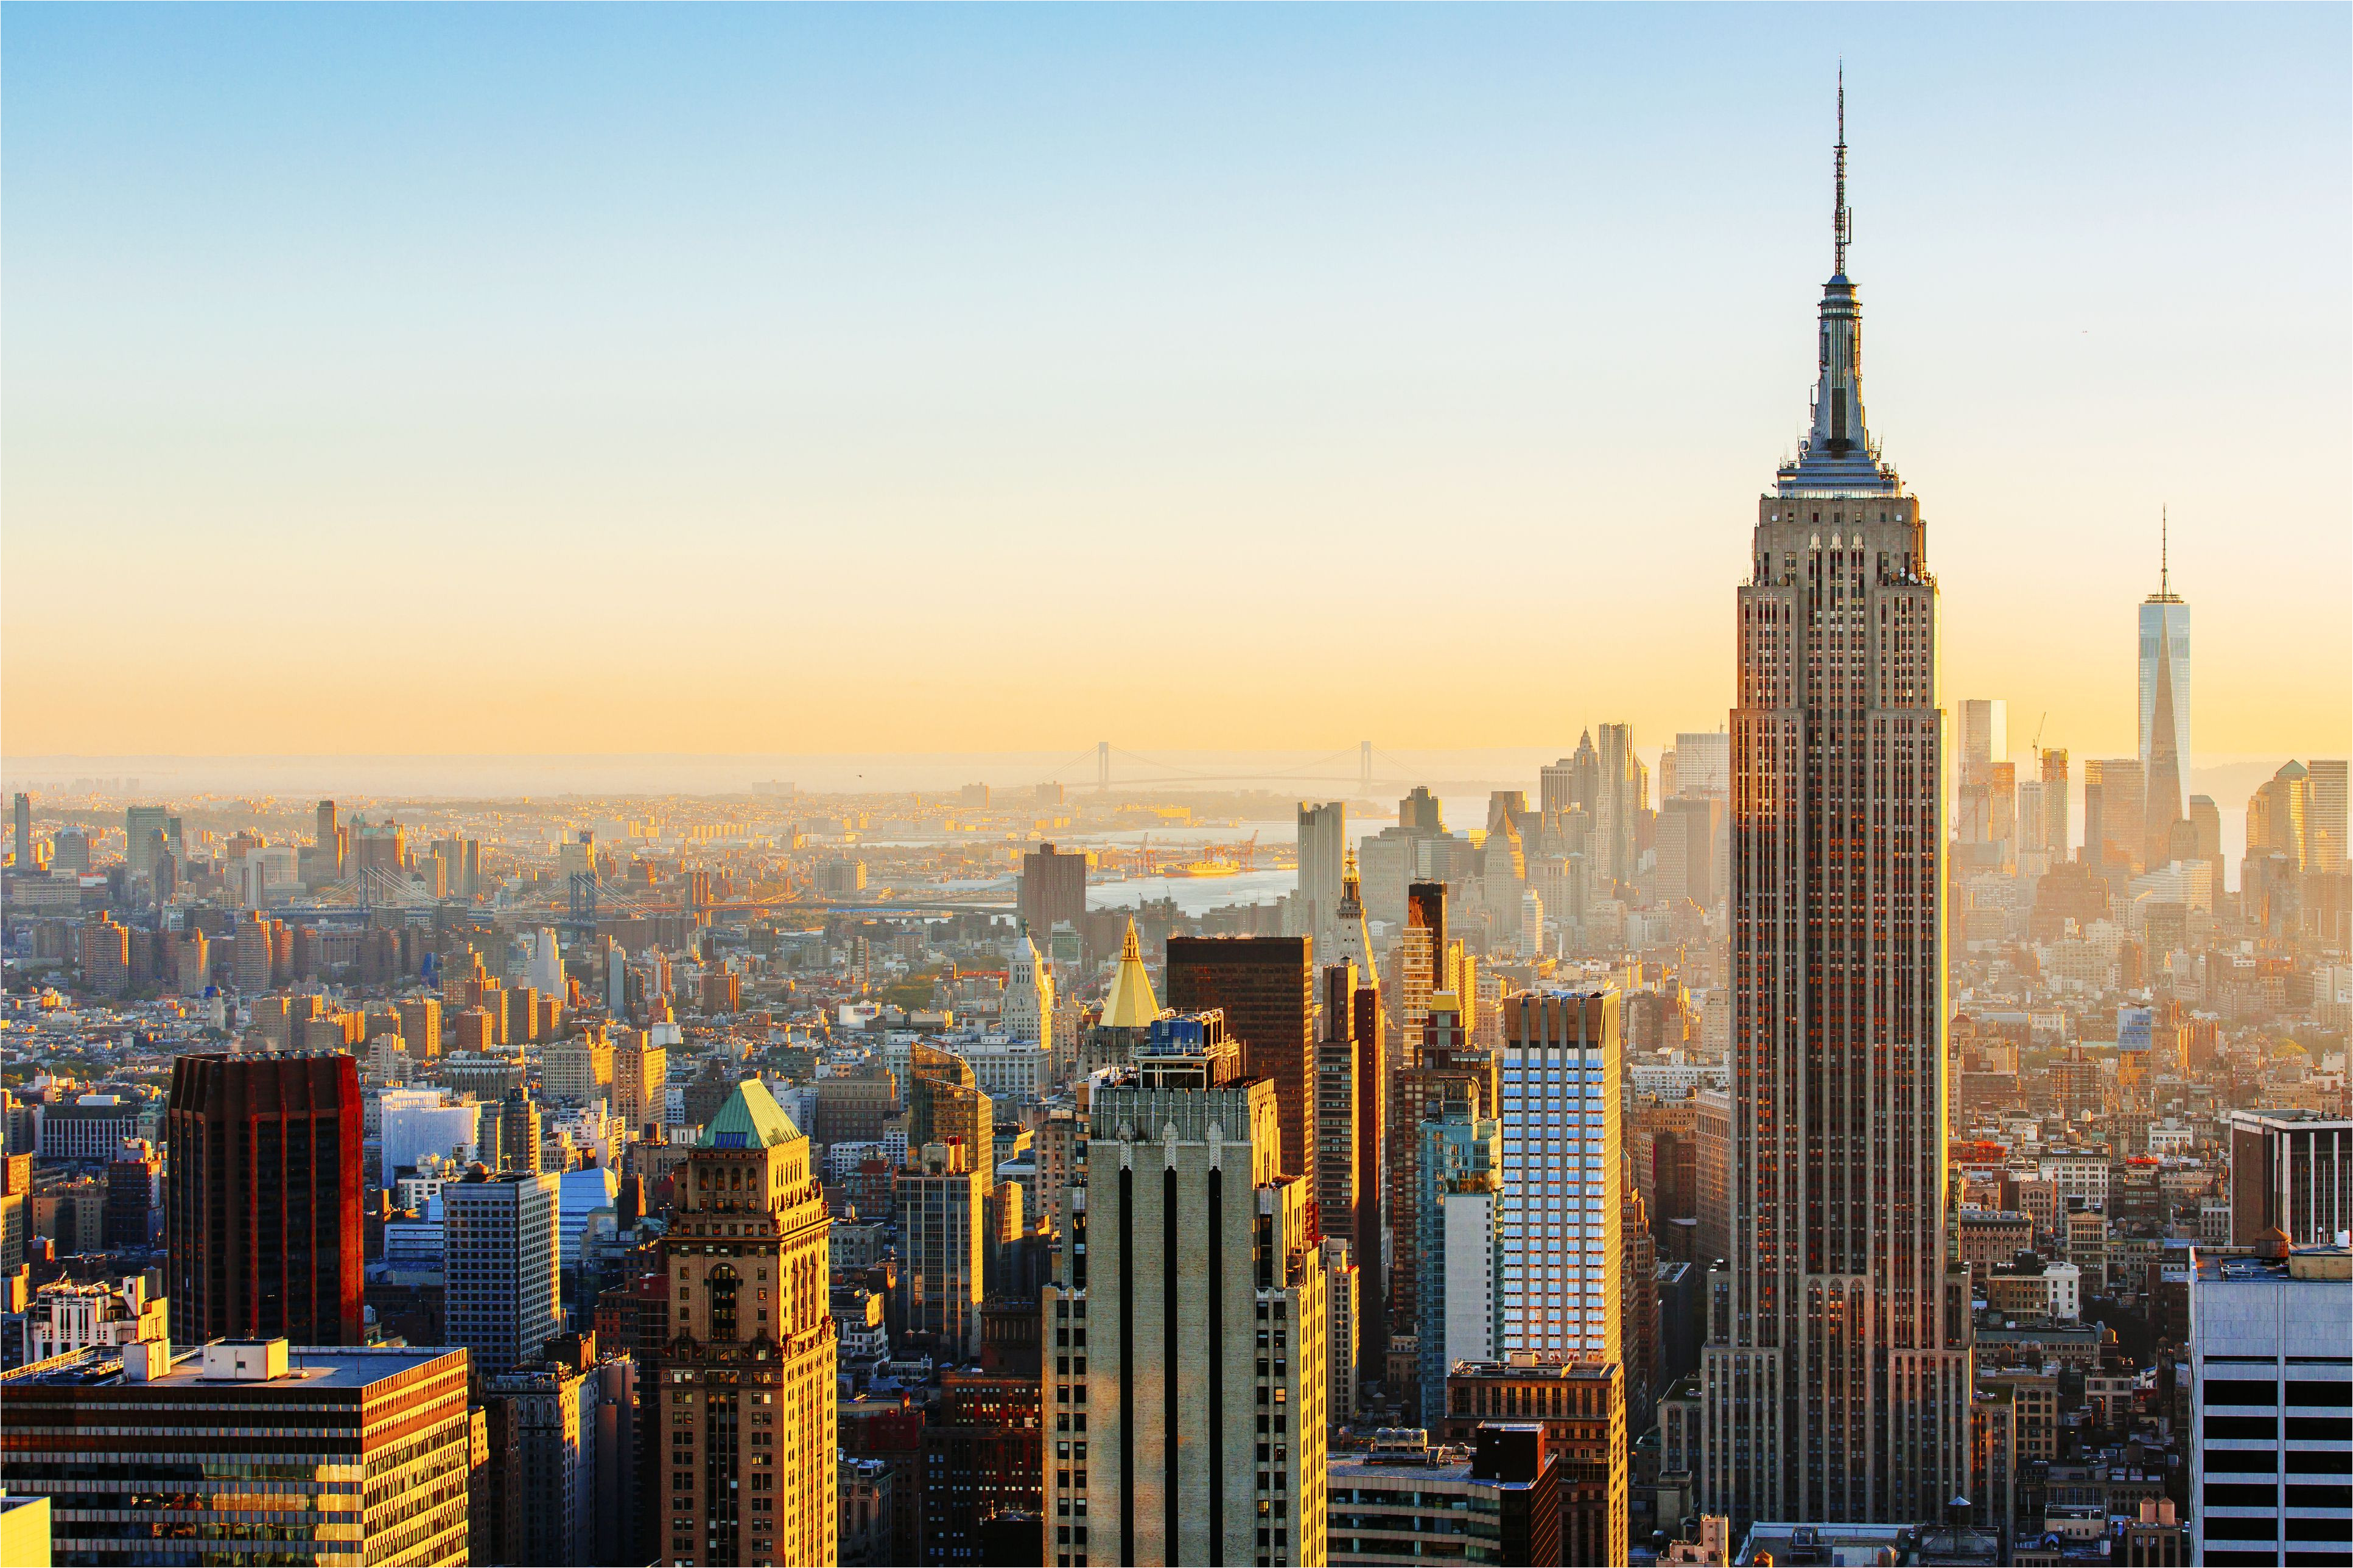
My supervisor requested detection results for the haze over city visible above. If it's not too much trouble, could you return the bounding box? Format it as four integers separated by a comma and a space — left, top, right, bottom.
1, 9, 2347, 1568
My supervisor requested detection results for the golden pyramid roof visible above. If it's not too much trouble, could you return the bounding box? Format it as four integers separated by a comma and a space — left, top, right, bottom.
1100, 917, 1160, 1029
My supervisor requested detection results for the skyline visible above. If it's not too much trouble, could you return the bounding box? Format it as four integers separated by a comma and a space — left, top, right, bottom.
5, 5, 2348, 762
5, 13, 2350, 1563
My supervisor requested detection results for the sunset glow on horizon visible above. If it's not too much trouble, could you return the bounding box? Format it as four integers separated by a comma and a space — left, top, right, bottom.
5, 5, 2346, 763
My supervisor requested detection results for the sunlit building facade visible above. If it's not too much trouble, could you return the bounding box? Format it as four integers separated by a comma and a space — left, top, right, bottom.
1700, 90, 1971, 1525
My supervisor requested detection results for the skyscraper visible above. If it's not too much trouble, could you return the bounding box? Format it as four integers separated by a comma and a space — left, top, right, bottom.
615, 1031, 668, 1135
165, 1052, 366, 1348
2136, 517, 2183, 866
909, 1041, 995, 1181
2085, 758, 2146, 875
1397, 881, 1448, 1065
1296, 800, 1346, 959
1041, 1012, 1327, 1568
2308, 759, 2348, 874
499, 1085, 544, 1174
395, 996, 443, 1061
1496, 990, 1621, 1363
125, 805, 171, 883
1020, 842, 1089, 947
1165, 935, 1316, 1189
443, 1166, 563, 1374
1387, 991, 1495, 1410
434, 835, 480, 900
1331, 850, 1378, 984
654, 1080, 837, 1568
1416, 1077, 1501, 1427
2040, 748, 2072, 859
2227, 1110, 2351, 1246
1672, 732, 1732, 800
2138, 513, 2193, 854
1957, 700, 2007, 788
900, 1139, 988, 1360
1702, 86, 1972, 1525
1314, 960, 1385, 1396
11, 791, 31, 869
315, 798, 343, 880
1593, 723, 1645, 887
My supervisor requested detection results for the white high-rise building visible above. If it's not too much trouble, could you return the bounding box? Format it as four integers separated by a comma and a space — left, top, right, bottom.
526, 928, 565, 998
1496, 990, 1621, 1362
1003, 934, 1054, 1046
1332, 850, 1378, 984
1296, 801, 1346, 959
1701, 83, 1973, 1525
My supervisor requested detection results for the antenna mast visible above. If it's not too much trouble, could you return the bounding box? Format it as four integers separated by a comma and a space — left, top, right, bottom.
1834, 63, 1851, 275
2161, 505, 2169, 598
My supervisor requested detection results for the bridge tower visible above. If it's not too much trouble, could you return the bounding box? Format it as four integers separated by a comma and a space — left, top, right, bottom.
1096, 741, 1110, 793
1359, 740, 1373, 794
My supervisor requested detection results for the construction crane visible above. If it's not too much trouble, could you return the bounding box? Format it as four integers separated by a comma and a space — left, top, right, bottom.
2028, 711, 2048, 757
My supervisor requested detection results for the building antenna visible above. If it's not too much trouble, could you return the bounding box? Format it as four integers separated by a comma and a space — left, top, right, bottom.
2160, 505, 2169, 599
1834, 62, 1851, 276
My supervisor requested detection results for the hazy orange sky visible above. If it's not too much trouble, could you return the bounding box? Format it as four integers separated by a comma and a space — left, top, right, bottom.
4, 7, 2346, 766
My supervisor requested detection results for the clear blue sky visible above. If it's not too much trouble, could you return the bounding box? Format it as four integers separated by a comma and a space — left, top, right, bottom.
5, 4, 2346, 760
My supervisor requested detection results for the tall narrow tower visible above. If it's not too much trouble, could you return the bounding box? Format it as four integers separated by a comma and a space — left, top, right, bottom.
2139, 510, 2192, 866
654, 1081, 836, 1568
1700, 77, 1972, 1525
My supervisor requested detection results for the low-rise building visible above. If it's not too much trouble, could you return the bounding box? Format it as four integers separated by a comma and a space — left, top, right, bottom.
1437, 1354, 1625, 1567
0, 1339, 471, 1567
23, 1275, 168, 1362
1327, 1425, 1559, 1568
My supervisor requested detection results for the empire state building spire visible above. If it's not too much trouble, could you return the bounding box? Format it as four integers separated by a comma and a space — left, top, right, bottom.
1781, 69, 1899, 496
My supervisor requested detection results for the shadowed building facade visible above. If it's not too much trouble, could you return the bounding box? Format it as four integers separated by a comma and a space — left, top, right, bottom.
1315, 960, 1386, 1399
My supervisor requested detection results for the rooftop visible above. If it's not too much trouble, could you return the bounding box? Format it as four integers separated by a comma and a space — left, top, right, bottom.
1328, 1454, 1483, 1486
2, 1342, 464, 1393
1738, 1521, 2001, 1566
700, 1077, 802, 1149
2197, 1244, 2352, 1283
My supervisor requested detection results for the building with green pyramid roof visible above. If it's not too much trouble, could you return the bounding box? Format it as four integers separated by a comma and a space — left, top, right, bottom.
698, 1077, 802, 1150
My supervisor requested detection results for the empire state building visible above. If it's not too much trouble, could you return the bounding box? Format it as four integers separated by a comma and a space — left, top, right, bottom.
1700, 83, 1972, 1525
